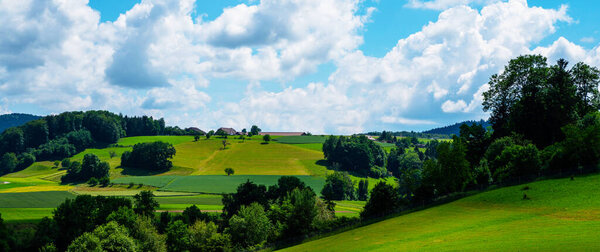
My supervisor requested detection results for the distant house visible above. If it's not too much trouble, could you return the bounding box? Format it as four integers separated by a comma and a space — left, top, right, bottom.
218, 127, 238, 135
259, 132, 304, 136
186, 127, 206, 135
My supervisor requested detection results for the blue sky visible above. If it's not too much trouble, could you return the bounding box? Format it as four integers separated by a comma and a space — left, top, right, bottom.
1, 0, 599, 133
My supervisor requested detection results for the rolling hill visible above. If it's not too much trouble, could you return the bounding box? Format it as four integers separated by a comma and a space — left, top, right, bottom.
0, 113, 42, 133
284, 174, 600, 251
423, 119, 491, 136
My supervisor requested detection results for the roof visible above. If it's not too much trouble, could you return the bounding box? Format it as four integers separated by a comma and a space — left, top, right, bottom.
259, 132, 304, 136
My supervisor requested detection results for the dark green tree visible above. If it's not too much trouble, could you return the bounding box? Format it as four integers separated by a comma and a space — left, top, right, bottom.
133, 191, 159, 217
321, 171, 355, 201
361, 182, 401, 219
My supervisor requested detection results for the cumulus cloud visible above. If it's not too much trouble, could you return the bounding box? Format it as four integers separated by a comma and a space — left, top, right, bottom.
1, 0, 599, 133
404, 0, 495, 10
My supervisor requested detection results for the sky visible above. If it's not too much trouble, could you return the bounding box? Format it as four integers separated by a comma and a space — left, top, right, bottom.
0, 0, 599, 134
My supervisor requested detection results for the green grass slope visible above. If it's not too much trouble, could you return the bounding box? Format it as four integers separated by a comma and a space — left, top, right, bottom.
284, 174, 600, 251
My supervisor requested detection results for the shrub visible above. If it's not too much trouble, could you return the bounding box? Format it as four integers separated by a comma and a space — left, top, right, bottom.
17, 152, 36, 170
99, 177, 110, 187
369, 166, 387, 178
87, 177, 98, 186
61, 158, 71, 169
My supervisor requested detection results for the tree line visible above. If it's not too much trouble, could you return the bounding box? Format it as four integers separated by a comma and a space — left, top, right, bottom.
321, 55, 600, 220
0, 111, 178, 176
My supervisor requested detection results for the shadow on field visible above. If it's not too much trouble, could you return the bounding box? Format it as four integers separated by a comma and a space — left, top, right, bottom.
315, 159, 329, 167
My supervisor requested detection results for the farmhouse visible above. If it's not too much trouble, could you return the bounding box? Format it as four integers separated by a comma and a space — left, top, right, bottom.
259, 132, 304, 136
218, 127, 238, 135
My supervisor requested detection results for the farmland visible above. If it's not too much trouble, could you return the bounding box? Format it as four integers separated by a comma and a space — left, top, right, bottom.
284, 174, 600, 251
0, 134, 380, 223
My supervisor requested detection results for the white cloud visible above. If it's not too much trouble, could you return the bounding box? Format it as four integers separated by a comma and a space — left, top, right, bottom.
0, 105, 10, 115
405, 0, 495, 10
381, 116, 436, 125
581, 37, 595, 43
441, 100, 467, 112
1, 0, 599, 133
532, 37, 587, 64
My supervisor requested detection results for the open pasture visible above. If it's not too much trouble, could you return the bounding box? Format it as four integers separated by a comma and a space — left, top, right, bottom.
284, 174, 600, 251
191, 140, 326, 175
275, 135, 328, 144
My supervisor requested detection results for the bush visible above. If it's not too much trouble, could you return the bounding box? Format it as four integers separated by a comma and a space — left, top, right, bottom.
17, 152, 36, 170
0, 152, 17, 175
493, 144, 540, 182
87, 177, 98, 186
369, 166, 387, 178
61, 158, 71, 169
99, 177, 110, 187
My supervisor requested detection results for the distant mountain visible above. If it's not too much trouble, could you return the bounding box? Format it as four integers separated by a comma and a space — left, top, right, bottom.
0, 113, 42, 133
422, 119, 491, 136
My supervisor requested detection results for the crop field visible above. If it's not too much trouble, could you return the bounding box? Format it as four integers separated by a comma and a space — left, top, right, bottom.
284, 174, 600, 251
0, 191, 76, 223
0, 191, 75, 208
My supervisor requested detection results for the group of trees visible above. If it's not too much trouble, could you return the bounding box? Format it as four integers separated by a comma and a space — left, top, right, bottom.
0, 111, 169, 176
378, 56, 600, 209
220, 177, 340, 249
320, 55, 600, 223
61, 154, 110, 184
121, 141, 176, 171
322, 135, 386, 177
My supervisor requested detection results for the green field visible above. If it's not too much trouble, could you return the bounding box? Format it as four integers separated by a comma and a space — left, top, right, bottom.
113, 175, 326, 194
0, 191, 75, 208
275, 135, 328, 144
284, 174, 600, 251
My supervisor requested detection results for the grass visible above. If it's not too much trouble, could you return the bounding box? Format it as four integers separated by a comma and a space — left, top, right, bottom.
117, 136, 194, 146
0, 208, 55, 223
284, 174, 600, 251
0, 191, 75, 208
334, 201, 366, 217
290, 143, 323, 152
192, 141, 325, 175
275, 135, 328, 144
111, 175, 179, 187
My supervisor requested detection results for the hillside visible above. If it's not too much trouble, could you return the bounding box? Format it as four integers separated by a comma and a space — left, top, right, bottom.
0, 113, 41, 133
0, 135, 382, 222
422, 119, 491, 136
284, 174, 600, 251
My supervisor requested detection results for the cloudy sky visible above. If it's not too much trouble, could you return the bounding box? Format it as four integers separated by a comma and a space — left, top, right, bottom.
1, 0, 599, 134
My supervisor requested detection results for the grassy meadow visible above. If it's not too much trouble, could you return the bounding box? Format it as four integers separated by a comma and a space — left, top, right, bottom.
284, 174, 600, 251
